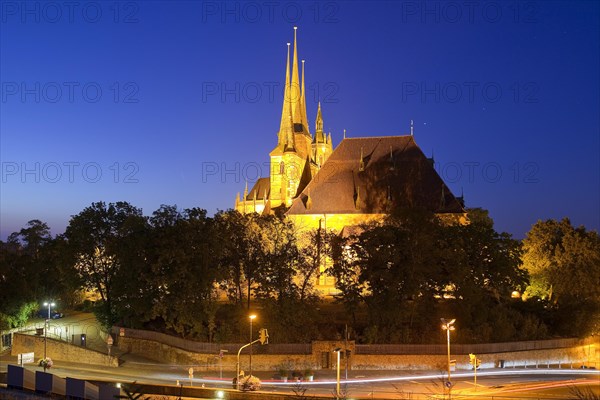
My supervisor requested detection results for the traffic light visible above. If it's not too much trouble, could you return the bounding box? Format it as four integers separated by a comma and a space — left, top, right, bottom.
469, 353, 481, 369
259, 328, 269, 344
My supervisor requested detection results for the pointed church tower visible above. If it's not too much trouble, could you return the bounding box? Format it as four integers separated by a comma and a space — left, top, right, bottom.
314, 102, 324, 143
301, 59, 310, 137
291, 27, 303, 130
312, 102, 333, 167
269, 29, 313, 209
277, 42, 294, 150
288, 27, 313, 164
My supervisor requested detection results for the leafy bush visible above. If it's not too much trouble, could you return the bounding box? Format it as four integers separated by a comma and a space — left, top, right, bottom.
239, 375, 261, 391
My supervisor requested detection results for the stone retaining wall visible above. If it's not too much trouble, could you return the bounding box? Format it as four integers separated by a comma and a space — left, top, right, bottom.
116, 335, 599, 372
353, 346, 592, 370
11, 333, 118, 367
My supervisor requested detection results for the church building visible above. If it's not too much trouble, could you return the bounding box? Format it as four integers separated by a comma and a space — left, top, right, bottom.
235, 27, 466, 234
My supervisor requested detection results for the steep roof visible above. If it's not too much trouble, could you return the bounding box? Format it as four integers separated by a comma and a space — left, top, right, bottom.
246, 177, 270, 201
287, 136, 464, 215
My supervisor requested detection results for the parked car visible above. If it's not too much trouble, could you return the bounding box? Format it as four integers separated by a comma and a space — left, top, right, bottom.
37, 310, 64, 319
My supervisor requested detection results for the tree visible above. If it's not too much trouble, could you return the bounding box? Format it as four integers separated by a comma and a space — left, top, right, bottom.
252, 214, 298, 302
8, 219, 51, 258
0, 220, 80, 329
143, 206, 221, 339
296, 227, 335, 303
65, 201, 146, 328
329, 209, 445, 343
522, 218, 600, 336
214, 210, 253, 306
215, 211, 298, 308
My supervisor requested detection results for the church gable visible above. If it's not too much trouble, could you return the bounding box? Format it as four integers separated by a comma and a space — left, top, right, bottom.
287, 136, 464, 216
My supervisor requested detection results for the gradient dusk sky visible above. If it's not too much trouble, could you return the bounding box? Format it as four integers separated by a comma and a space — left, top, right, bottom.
1, 0, 599, 240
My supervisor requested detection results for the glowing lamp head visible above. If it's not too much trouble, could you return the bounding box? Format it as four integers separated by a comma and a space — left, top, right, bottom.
441, 318, 456, 330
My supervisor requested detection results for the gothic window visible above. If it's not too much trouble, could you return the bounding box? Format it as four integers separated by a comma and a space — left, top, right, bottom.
279, 161, 285, 175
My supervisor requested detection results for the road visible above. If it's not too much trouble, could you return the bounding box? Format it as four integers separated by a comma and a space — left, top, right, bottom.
2, 355, 598, 399
2, 314, 599, 398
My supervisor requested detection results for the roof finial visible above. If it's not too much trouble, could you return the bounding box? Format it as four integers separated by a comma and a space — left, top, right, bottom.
410, 119, 414, 136
343, 129, 346, 139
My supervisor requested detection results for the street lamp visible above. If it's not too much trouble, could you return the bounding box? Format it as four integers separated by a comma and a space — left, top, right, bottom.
43, 301, 55, 372
441, 318, 456, 393
333, 347, 342, 398
249, 314, 256, 376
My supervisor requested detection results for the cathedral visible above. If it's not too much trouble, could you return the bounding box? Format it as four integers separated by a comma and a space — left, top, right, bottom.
235, 27, 466, 236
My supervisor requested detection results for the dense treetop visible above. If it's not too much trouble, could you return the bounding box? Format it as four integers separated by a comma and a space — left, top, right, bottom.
1, 203, 598, 343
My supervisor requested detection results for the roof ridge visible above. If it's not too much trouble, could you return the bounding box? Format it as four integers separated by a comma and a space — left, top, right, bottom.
342, 135, 413, 140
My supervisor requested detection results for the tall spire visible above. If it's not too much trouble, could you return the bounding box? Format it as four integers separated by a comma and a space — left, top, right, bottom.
301, 59, 310, 136
278, 43, 292, 146
314, 101, 324, 143
291, 27, 303, 130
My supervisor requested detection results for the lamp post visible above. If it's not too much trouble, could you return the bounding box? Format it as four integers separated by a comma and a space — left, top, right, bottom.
249, 314, 256, 376
43, 301, 55, 372
441, 318, 456, 397
333, 347, 341, 398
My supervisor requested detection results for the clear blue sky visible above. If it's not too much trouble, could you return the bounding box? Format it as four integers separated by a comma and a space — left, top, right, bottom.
1, 1, 599, 239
